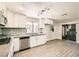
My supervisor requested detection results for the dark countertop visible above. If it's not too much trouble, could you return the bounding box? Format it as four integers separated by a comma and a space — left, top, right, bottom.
26, 33, 46, 36
0, 33, 46, 38
13, 33, 46, 38
13, 34, 30, 38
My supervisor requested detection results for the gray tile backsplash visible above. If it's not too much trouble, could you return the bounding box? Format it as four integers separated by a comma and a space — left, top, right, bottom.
1, 28, 26, 35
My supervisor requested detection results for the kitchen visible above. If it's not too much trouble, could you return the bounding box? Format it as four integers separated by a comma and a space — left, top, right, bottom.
0, 2, 79, 57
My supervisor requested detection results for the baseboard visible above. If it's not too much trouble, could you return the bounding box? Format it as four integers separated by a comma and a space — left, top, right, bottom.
47, 39, 62, 42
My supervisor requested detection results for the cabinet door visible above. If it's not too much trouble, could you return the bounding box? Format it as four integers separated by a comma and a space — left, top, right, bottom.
18, 15, 26, 28
6, 10, 26, 28
0, 4, 7, 17
37, 35, 47, 46
30, 36, 37, 47
37, 36, 43, 46
39, 19, 45, 28
14, 14, 19, 27
13, 38, 20, 52
26, 22, 32, 33
42, 35, 47, 44
0, 4, 3, 11
45, 19, 53, 25
6, 10, 14, 27
8, 40, 14, 57
27, 28, 32, 33
33, 22, 39, 33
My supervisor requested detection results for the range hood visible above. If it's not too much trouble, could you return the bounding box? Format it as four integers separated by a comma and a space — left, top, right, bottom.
0, 11, 7, 26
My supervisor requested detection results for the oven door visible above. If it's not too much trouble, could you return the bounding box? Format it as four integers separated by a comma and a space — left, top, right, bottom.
0, 37, 11, 45
0, 37, 11, 57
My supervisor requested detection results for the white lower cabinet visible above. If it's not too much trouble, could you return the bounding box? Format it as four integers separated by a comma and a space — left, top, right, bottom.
13, 38, 20, 52
37, 35, 47, 45
37, 36, 44, 45
30, 36, 37, 47
30, 35, 47, 48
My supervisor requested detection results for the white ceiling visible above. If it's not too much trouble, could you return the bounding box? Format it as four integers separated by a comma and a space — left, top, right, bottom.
3, 2, 79, 23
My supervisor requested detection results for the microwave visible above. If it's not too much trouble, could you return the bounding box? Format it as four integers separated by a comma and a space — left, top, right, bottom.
0, 14, 7, 26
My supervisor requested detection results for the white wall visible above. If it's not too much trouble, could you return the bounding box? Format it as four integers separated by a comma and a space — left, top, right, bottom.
76, 23, 79, 43
54, 24, 62, 40
76, 3, 79, 43
43, 24, 62, 41
43, 25, 53, 41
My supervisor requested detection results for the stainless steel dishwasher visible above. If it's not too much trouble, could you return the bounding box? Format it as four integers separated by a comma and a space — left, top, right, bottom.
20, 36, 30, 51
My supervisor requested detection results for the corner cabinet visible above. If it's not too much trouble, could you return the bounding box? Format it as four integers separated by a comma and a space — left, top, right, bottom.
30, 35, 47, 48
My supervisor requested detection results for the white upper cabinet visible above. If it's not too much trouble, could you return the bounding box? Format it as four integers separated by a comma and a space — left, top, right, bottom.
6, 10, 14, 27
0, 4, 4, 10
14, 14, 26, 28
19, 15, 26, 28
14, 13, 26, 28
26, 22, 32, 33
26, 21, 39, 33
39, 18, 45, 28
44, 18, 53, 25
5, 9, 26, 28
0, 4, 7, 17
14, 14, 19, 27
33, 22, 39, 33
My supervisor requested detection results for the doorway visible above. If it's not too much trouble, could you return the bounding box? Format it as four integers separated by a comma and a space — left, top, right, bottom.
62, 24, 76, 41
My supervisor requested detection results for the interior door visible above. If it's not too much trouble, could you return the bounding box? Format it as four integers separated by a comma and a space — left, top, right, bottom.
69, 24, 76, 41
62, 24, 76, 41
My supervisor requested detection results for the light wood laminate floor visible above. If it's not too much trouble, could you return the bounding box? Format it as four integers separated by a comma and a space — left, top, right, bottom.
14, 39, 79, 57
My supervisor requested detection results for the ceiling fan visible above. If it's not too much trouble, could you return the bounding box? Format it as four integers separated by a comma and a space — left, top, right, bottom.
37, 4, 53, 17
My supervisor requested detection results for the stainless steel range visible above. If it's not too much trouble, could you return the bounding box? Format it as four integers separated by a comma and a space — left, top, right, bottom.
0, 34, 11, 57
0, 34, 11, 45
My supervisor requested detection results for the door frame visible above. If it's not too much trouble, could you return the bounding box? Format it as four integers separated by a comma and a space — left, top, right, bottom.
62, 23, 77, 42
